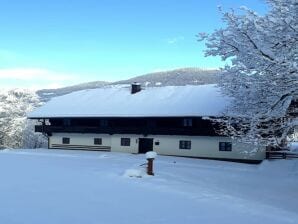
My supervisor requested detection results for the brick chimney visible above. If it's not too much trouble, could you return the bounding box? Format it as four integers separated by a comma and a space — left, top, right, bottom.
131, 82, 141, 94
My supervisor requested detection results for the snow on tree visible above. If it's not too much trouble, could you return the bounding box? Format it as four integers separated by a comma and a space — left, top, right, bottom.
22, 119, 48, 149
199, 0, 298, 146
0, 89, 47, 149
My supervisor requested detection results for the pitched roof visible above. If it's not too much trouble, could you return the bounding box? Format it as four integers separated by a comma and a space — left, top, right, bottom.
28, 84, 231, 118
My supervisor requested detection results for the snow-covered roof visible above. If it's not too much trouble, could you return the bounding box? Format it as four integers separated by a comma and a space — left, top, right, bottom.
28, 84, 231, 118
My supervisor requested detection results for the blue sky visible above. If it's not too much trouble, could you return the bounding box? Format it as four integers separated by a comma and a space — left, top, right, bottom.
0, 0, 267, 89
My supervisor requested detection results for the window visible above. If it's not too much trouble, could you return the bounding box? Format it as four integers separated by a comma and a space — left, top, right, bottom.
62, 137, 70, 144
100, 119, 108, 127
121, 138, 130, 146
63, 119, 71, 126
94, 138, 102, 145
179, 140, 191, 150
155, 141, 160, 146
219, 142, 232, 151
183, 118, 193, 127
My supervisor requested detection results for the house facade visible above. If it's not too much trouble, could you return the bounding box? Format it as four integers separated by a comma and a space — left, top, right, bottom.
28, 84, 265, 163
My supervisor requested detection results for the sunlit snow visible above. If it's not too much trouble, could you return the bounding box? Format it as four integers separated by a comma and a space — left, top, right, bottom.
28, 84, 231, 118
0, 149, 297, 224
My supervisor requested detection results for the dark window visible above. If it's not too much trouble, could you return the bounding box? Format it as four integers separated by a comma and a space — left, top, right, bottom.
183, 118, 193, 127
62, 137, 70, 144
94, 138, 102, 145
63, 119, 71, 126
155, 141, 160, 146
100, 119, 108, 127
219, 142, 232, 151
121, 138, 130, 146
179, 140, 191, 150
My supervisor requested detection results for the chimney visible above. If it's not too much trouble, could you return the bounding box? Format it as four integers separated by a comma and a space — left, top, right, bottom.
131, 82, 141, 94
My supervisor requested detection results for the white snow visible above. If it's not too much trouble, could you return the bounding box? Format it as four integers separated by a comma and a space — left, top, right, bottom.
123, 168, 146, 178
0, 148, 297, 224
146, 151, 157, 159
289, 142, 298, 152
28, 84, 231, 118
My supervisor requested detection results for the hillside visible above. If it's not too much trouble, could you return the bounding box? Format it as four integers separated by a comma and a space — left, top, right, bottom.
37, 81, 108, 101
36, 68, 220, 101
113, 67, 220, 87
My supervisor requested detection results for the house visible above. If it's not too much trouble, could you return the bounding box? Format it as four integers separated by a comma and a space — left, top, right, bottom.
28, 83, 265, 163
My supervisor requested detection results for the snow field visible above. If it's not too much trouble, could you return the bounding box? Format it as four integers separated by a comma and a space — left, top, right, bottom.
0, 149, 297, 224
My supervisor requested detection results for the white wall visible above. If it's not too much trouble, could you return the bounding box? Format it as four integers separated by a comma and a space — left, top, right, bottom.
49, 133, 265, 161
110, 134, 139, 154
152, 135, 265, 160
50, 133, 111, 150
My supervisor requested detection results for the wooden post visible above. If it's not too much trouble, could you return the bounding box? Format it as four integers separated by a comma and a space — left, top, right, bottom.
145, 151, 157, 176
147, 158, 154, 176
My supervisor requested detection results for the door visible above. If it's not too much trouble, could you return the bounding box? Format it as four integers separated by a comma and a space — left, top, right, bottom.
138, 138, 153, 154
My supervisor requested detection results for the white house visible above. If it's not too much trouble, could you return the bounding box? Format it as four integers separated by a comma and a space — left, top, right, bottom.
28, 84, 265, 163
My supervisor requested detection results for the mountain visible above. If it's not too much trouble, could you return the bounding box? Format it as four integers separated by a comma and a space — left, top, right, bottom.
36, 68, 220, 101
113, 68, 220, 87
37, 81, 109, 101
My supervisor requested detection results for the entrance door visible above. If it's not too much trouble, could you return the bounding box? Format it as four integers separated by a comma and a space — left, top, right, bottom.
138, 138, 153, 154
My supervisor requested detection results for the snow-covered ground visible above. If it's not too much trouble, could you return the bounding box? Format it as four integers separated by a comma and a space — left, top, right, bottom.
290, 142, 298, 152
0, 149, 297, 224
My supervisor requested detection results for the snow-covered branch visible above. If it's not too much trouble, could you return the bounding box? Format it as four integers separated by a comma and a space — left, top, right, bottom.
199, 0, 298, 145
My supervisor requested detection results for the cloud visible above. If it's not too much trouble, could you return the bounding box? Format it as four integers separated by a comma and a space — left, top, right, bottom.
166, 36, 185, 44
0, 68, 84, 89
0, 68, 76, 81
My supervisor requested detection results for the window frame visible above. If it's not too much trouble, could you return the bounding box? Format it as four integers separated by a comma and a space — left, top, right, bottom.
94, 138, 102, 145
219, 142, 232, 151
62, 137, 70, 144
63, 119, 71, 126
100, 119, 108, 127
179, 140, 191, 150
121, 138, 131, 146
183, 118, 193, 127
